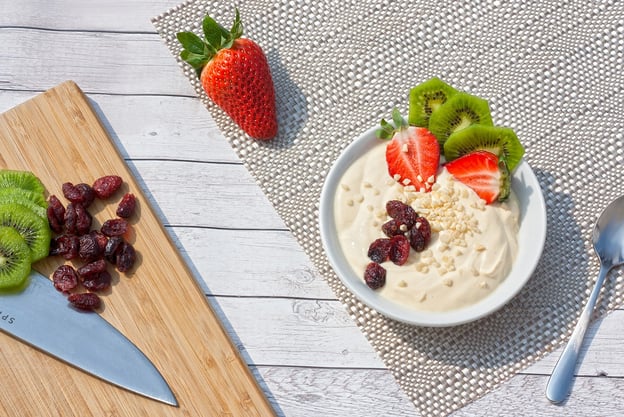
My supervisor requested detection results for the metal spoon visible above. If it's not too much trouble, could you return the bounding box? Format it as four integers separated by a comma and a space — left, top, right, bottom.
546, 195, 624, 403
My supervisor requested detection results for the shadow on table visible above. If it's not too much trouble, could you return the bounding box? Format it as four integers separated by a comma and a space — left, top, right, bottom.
88, 97, 287, 417
253, 47, 308, 150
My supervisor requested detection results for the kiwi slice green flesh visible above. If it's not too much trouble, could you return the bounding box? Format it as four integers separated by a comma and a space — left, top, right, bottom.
0, 170, 46, 196
0, 203, 51, 262
0, 187, 47, 209
0, 226, 32, 290
408, 77, 458, 127
0, 199, 47, 221
443, 124, 525, 171
428, 92, 493, 145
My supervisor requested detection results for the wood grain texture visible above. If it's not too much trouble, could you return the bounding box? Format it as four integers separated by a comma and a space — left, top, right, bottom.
0, 81, 275, 417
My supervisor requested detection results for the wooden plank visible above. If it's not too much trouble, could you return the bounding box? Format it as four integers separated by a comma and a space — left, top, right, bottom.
453, 373, 624, 417
0, 0, 178, 32
0, 28, 190, 96
0, 81, 275, 416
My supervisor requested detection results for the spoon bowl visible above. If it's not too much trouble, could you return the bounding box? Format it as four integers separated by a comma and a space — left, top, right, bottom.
592, 197, 624, 267
546, 194, 624, 403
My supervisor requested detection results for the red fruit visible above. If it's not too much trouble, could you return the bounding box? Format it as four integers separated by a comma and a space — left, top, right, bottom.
68, 293, 101, 311
385, 200, 418, 228
381, 219, 402, 237
367, 238, 392, 263
444, 150, 510, 204
409, 228, 427, 252
52, 265, 79, 294
389, 235, 410, 266
364, 262, 386, 289
381, 112, 439, 191
177, 9, 277, 140
92, 175, 123, 199
116, 193, 136, 218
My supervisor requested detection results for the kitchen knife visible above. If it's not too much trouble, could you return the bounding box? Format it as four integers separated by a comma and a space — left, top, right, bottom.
0, 270, 177, 406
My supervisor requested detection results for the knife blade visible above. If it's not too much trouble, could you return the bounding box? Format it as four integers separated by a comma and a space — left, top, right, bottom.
0, 270, 177, 406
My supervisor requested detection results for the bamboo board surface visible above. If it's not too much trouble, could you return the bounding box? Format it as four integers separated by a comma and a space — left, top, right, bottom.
0, 81, 275, 417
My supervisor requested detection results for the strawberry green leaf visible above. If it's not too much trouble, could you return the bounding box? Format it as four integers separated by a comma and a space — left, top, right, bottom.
376, 119, 395, 140
179, 50, 209, 69
202, 15, 231, 48
391, 108, 407, 130
230, 8, 243, 38
176, 32, 206, 55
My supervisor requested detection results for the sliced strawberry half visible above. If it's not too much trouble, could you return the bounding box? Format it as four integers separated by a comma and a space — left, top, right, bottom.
444, 150, 510, 204
378, 110, 440, 192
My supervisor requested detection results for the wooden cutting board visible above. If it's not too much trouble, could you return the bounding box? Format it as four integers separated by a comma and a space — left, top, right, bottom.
0, 81, 275, 416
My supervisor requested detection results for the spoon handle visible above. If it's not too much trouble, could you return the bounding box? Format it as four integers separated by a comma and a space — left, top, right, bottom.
545, 264, 609, 403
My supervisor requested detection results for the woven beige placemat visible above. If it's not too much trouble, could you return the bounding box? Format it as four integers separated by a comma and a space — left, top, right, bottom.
153, 1, 624, 415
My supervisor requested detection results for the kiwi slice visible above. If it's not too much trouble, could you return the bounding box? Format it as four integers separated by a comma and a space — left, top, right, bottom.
428, 92, 493, 145
0, 187, 47, 209
0, 200, 47, 221
0, 170, 46, 196
408, 77, 458, 127
0, 226, 32, 289
0, 203, 51, 262
443, 124, 525, 171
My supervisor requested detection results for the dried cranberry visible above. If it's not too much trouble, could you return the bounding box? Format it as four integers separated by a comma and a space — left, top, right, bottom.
116, 193, 136, 218
64, 203, 77, 234
101, 218, 128, 237
116, 242, 136, 273
47, 195, 65, 233
77, 259, 107, 279
389, 235, 410, 265
381, 219, 403, 237
47, 206, 63, 234
386, 200, 417, 229
82, 270, 112, 292
78, 233, 103, 261
68, 293, 101, 311
104, 236, 124, 263
90, 230, 109, 253
62, 182, 79, 202
409, 228, 426, 252
62, 182, 94, 207
74, 203, 92, 235
49, 234, 80, 260
367, 238, 392, 263
52, 265, 79, 294
48, 195, 65, 220
364, 262, 386, 289
92, 175, 123, 199
75, 183, 95, 207
414, 216, 431, 244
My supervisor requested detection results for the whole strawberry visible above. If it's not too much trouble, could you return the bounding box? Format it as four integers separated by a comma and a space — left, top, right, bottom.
177, 9, 277, 140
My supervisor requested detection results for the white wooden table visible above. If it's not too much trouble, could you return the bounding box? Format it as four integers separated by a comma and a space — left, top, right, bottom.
1, 1, 623, 416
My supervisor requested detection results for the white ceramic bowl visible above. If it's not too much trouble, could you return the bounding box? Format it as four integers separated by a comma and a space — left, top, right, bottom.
319, 125, 547, 327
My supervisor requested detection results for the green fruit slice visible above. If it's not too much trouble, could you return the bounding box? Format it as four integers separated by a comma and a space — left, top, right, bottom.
0, 226, 32, 290
443, 124, 525, 171
0, 188, 48, 220
0, 170, 46, 196
408, 77, 458, 127
428, 92, 493, 145
0, 203, 51, 262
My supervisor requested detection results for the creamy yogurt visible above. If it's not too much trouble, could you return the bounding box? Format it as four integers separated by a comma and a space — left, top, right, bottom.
333, 139, 520, 312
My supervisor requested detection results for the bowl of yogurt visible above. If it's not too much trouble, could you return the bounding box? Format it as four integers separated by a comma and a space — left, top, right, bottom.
319, 125, 547, 327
